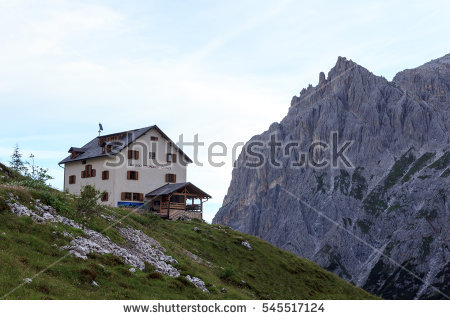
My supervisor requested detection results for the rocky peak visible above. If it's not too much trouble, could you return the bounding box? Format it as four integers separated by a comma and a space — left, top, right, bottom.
214, 54, 450, 300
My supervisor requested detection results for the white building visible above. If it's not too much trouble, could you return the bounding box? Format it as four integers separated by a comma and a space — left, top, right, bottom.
59, 125, 210, 219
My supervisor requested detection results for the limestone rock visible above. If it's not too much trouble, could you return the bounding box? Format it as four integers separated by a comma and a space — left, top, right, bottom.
214, 54, 450, 299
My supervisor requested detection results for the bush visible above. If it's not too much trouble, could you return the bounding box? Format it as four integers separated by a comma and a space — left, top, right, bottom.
147, 272, 164, 280
219, 268, 235, 280
0, 196, 8, 212
75, 185, 105, 216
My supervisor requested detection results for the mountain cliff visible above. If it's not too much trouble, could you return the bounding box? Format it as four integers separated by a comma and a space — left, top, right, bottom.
213, 55, 450, 299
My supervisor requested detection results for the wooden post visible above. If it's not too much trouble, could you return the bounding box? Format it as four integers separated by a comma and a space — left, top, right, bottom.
200, 198, 203, 220
167, 194, 171, 218
184, 187, 187, 211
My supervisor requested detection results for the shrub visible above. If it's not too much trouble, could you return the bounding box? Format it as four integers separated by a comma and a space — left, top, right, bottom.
147, 272, 164, 280
219, 268, 235, 280
75, 185, 105, 216
0, 196, 8, 212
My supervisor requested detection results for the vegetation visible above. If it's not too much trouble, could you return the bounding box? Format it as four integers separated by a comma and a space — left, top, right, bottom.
3, 145, 53, 190
349, 167, 368, 200
363, 150, 415, 216
428, 151, 449, 171
0, 163, 376, 300
401, 152, 435, 183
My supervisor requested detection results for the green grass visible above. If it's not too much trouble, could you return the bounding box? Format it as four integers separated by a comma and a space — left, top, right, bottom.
0, 165, 376, 300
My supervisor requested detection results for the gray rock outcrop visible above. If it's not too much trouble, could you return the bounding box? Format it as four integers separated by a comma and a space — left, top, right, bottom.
214, 55, 450, 299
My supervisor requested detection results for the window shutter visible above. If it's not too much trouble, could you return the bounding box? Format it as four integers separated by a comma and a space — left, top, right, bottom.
134, 150, 139, 160
165, 174, 169, 182
128, 150, 132, 159
92, 169, 96, 177
127, 171, 131, 180
135, 171, 139, 180
173, 174, 176, 183
173, 154, 177, 163
81, 171, 86, 178
139, 193, 144, 201
121, 192, 126, 200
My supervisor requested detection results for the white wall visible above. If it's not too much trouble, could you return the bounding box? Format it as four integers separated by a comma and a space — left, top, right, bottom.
63, 127, 189, 206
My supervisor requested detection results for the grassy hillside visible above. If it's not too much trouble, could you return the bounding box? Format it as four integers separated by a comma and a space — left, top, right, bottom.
0, 163, 376, 300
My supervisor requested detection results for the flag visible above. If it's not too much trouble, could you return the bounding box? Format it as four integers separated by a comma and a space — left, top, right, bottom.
99, 123, 103, 131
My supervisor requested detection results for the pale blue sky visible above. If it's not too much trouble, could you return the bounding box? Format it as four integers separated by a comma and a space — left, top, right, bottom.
0, 0, 449, 222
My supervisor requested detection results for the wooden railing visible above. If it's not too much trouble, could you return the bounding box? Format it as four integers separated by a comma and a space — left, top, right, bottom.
160, 202, 186, 210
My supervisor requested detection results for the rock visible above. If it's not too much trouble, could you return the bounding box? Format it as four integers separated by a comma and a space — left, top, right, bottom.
42, 205, 50, 211
240, 280, 247, 285
186, 275, 209, 293
24, 278, 32, 284
221, 288, 227, 293
213, 54, 450, 300
92, 281, 99, 287
241, 241, 253, 251
318, 72, 326, 86
129, 267, 136, 273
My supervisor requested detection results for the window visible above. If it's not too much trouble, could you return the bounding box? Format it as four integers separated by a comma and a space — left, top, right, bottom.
121, 192, 142, 201
133, 193, 143, 201
128, 150, 140, 160
127, 171, 139, 180
149, 152, 156, 159
81, 165, 96, 178
121, 192, 132, 201
150, 136, 158, 141
166, 153, 177, 163
102, 170, 109, 180
69, 175, 76, 184
101, 192, 109, 202
165, 173, 176, 183
82, 160, 87, 165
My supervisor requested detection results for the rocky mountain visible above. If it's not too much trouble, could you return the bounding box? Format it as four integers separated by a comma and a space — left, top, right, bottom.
213, 54, 450, 299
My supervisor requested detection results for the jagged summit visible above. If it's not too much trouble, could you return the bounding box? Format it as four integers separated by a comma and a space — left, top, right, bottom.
292, 56, 380, 107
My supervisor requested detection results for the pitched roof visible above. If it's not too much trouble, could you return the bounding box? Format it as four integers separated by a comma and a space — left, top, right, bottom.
59, 125, 193, 165
145, 182, 211, 198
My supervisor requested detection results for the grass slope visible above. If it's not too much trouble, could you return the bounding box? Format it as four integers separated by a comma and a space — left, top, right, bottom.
0, 164, 375, 300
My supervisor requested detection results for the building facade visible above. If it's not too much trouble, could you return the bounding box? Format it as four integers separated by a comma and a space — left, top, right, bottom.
59, 126, 208, 212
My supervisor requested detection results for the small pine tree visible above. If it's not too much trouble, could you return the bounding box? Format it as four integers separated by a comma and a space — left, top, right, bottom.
9, 144, 28, 175
75, 185, 106, 216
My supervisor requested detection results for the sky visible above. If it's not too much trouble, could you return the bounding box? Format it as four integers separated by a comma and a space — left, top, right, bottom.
0, 0, 449, 222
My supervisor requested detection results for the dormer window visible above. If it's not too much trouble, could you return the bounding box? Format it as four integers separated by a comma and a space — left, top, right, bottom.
81, 165, 96, 178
